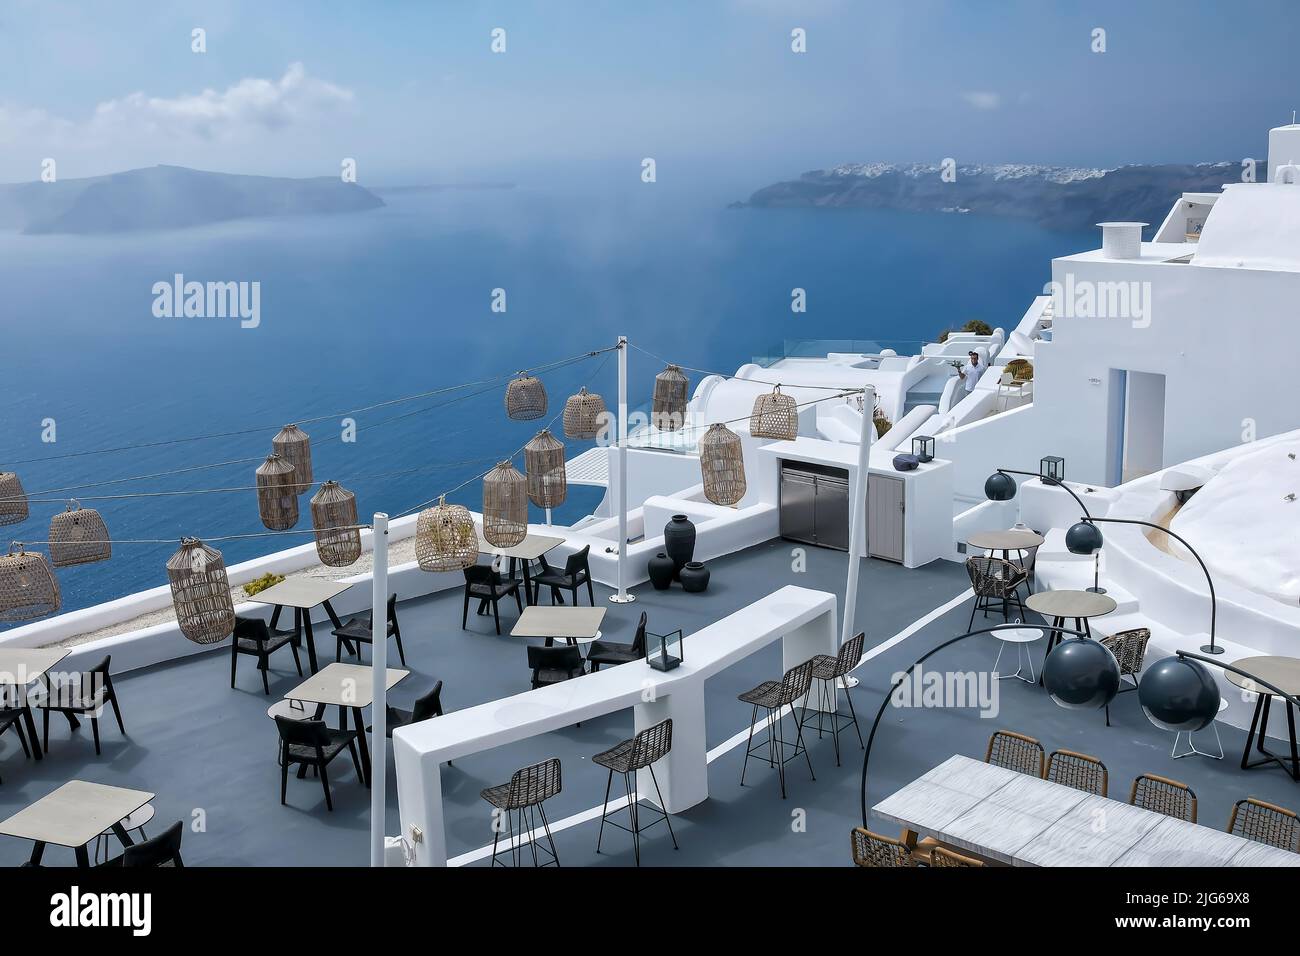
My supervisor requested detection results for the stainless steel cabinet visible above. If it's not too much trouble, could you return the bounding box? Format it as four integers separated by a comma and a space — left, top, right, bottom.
779, 462, 849, 551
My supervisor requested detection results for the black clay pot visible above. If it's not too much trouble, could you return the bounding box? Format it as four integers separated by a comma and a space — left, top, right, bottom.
647, 552, 675, 591
663, 514, 696, 580
680, 561, 710, 594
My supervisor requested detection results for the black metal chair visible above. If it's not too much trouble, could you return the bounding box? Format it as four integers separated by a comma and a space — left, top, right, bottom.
104, 821, 185, 868
480, 758, 563, 867
587, 611, 649, 671
738, 658, 817, 798
333, 593, 405, 666
39, 655, 125, 756
275, 715, 363, 812
965, 556, 1027, 629
531, 545, 594, 606
594, 718, 678, 865
799, 632, 865, 767
528, 644, 584, 689
462, 565, 522, 635
230, 615, 302, 695
0, 685, 34, 784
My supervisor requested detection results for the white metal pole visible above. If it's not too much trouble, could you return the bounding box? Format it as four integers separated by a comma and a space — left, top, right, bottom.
611, 335, 635, 603
369, 512, 389, 867
840, 388, 874, 686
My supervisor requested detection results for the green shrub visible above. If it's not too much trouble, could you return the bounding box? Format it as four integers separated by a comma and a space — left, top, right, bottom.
243, 572, 286, 598
962, 319, 993, 336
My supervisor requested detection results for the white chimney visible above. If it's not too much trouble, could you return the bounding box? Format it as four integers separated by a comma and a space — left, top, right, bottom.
1268, 123, 1300, 182
1097, 222, 1146, 259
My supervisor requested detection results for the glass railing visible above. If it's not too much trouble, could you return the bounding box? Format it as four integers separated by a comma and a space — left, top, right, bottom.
753, 338, 928, 367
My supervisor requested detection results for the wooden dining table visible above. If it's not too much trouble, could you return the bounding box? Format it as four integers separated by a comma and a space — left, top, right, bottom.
1025, 588, 1116, 685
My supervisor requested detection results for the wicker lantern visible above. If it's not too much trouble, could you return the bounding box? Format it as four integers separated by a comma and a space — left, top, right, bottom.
272, 424, 313, 495
0, 472, 28, 527
699, 423, 747, 506
562, 386, 607, 440
256, 454, 299, 531
749, 385, 798, 441
524, 429, 567, 509
309, 480, 361, 567
0, 544, 60, 622
166, 537, 234, 645
505, 372, 548, 421
652, 364, 689, 431
483, 460, 528, 547
48, 500, 111, 568
416, 496, 479, 572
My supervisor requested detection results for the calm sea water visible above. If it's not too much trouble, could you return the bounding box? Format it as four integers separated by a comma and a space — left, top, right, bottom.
0, 187, 1093, 620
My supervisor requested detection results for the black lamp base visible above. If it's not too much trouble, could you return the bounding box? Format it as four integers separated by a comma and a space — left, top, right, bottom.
1200, 643, 1224, 655
1086, 586, 1108, 594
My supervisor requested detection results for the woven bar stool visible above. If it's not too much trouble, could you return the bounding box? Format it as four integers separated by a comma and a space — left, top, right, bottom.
480, 758, 563, 867
593, 718, 678, 865
799, 632, 865, 767
738, 658, 817, 798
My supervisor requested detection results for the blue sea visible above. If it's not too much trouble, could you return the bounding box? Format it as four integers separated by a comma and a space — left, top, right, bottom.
0, 186, 1093, 621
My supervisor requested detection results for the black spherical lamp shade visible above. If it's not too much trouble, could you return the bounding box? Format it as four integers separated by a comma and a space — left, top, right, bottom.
1043, 638, 1120, 711
1065, 520, 1104, 556
984, 472, 1017, 502
1138, 657, 1220, 732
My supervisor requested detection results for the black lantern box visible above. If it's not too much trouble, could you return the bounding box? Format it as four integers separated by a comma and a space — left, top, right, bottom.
647, 628, 685, 672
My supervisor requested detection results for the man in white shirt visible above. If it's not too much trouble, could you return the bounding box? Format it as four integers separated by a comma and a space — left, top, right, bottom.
958, 350, 984, 393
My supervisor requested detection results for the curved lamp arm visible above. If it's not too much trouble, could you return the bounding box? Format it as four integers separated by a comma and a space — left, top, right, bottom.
1083, 516, 1216, 650
859, 622, 1089, 827
1174, 650, 1300, 711
996, 468, 1092, 519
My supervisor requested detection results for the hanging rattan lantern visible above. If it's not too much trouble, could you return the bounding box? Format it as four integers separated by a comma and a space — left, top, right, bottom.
272, 424, 313, 495
652, 364, 689, 431
0, 472, 28, 527
750, 385, 798, 441
524, 429, 567, 509
563, 386, 607, 440
256, 454, 299, 531
483, 460, 528, 547
700, 423, 747, 506
309, 480, 361, 567
505, 372, 548, 421
166, 537, 234, 645
416, 495, 479, 572
48, 500, 111, 568
0, 544, 60, 622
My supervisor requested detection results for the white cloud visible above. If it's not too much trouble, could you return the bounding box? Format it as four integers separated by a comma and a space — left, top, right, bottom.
961, 91, 1001, 111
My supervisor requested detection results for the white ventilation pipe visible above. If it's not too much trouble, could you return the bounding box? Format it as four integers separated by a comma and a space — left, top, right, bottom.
1098, 222, 1147, 259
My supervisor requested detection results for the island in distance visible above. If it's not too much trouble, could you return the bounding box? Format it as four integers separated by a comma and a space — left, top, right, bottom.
733, 161, 1240, 234
0, 165, 386, 235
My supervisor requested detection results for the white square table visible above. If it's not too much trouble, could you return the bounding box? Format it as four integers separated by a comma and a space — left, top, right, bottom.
285, 662, 408, 787
510, 606, 607, 646
0, 780, 153, 866
0, 647, 69, 759
246, 577, 354, 674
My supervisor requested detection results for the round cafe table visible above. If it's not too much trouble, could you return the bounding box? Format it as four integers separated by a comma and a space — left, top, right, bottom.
967, 529, 1045, 591
1025, 589, 1116, 686
1224, 656, 1300, 780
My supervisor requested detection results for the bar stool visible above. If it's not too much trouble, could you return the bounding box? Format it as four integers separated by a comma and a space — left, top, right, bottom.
738, 658, 817, 798
799, 632, 865, 767
480, 758, 562, 867
593, 718, 678, 865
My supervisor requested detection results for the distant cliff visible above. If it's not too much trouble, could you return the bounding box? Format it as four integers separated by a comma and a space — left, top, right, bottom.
734, 161, 1238, 232
0, 165, 385, 235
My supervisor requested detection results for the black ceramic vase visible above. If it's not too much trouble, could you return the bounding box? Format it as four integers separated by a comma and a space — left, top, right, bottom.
663, 514, 696, 580
647, 552, 675, 591
680, 561, 710, 593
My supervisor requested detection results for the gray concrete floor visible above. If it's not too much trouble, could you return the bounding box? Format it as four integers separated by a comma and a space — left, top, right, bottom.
1, 540, 1294, 867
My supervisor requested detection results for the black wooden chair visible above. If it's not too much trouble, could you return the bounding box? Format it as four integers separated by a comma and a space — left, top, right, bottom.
39, 655, 125, 756
103, 821, 185, 868
333, 593, 405, 666
0, 694, 34, 784
231, 615, 302, 695
275, 716, 363, 812
371, 681, 444, 738
587, 611, 649, 671
462, 565, 522, 635
528, 644, 585, 689
531, 545, 594, 606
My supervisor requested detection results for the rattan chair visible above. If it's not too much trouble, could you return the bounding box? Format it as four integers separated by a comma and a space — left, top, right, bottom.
593, 718, 678, 865
738, 658, 817, 799
985, 729, 1045, 777
275, 716, 363, 812
461, 565, 522, 635
39, 655, 125, 756
928, 846, 985, 867
800, 632, 865, 767
332, 593, 405, 666
965, 556, 1027, 629
230, 615, 302, 695
850, 827, 918, 867
1227, 798, 1300, 851
1099, 627, 1150, 726
481, 758, 563, 867
1046, 749, 1108, 796
1129, 773, 1197, 823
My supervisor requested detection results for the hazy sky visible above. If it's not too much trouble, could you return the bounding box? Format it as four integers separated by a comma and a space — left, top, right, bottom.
1, 0, 1296, 193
